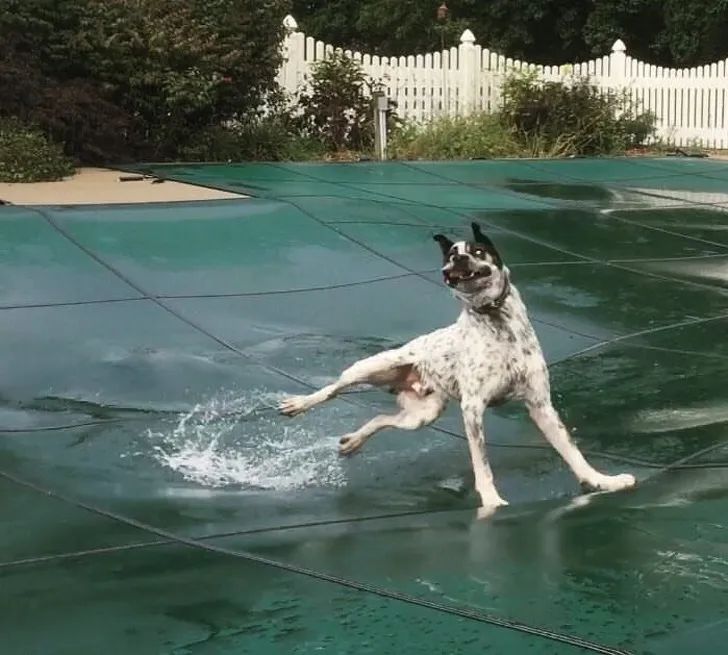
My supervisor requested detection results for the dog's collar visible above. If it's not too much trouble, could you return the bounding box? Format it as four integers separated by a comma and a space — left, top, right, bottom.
470, 276, 511, 316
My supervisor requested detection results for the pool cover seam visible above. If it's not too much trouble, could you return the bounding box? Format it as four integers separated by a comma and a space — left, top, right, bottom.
603, 212, 728, 251
421, 201, 728, 296
260, 183, 612, 343
145, 159, 728, 217
0, 467, 632, 655
394, 160, 728, 252
93, 166, 728, 478
253, 165, 728, 298
272, 160, 693, 214
402, 157, 715, 188
5, 443, 728, 573
512, 158, 728, 214
0, 506, 471, 570
27, 206, 340, 393
25, 205, 488, 452
25, 183, 728, 456
23, 191, 728, 464
6, 249, 724, 312
340, 160, 728, 247
274, 189, 728, 222
16, 177, 728, 530
3, 411, 724, 470
4, 164, 722, 653
127, 162, 728, 301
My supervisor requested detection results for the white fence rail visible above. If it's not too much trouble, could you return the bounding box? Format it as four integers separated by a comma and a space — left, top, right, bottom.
276, 15, 728, 148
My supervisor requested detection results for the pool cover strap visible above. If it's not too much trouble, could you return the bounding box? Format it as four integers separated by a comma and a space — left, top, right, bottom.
0, 467, 632, 655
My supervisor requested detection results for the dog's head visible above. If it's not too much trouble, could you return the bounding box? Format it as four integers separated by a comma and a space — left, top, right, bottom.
433, 223, 509, 305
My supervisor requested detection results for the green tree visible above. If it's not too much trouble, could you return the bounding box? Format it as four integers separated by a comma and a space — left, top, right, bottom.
0, 0, 291, 162
78, 0, 290, 158
658, 0, 728, 66
582, 0, 665, 63
293, 0, 728, 67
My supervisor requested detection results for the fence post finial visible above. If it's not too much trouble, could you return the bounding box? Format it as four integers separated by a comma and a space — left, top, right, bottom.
460, 29, 475, 45
609, 38, 627, 84
283, 14, 298, 33
458, 29, 477, 116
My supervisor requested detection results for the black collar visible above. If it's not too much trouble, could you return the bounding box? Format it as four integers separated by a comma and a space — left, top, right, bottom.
470, 276, 511, 316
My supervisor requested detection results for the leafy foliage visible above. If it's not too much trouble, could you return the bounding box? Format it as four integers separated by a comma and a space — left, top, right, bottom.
297, 53, 377, 152
658, 0, 728, 66
0, 119, 75, 182
179, 113, 325, 162
294, 0, 728, 67
76, 0, 290, 159
389, 74, 656, 160
0, 0, 290, 163
389, 114, 518, 160
500, 72, 656, 156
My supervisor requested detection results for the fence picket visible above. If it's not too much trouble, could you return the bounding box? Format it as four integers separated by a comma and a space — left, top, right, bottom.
278, 15, 728, 147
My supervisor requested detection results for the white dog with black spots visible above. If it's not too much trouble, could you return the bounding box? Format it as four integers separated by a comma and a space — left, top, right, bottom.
280, 223, 635, 511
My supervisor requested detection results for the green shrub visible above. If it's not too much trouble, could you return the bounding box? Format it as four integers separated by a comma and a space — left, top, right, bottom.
0, 119, 74, 182
297, 52, 378, 153
389, 113, 519, 160
178, 108, 326, 162
500, 71, 656, 156
0, 0, 290, 163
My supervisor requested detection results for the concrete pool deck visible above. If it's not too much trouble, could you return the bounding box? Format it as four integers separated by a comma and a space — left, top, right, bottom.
0, 167, 245, 206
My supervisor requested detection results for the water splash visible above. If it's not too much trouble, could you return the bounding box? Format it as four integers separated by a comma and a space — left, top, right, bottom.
146, 390, 346, 491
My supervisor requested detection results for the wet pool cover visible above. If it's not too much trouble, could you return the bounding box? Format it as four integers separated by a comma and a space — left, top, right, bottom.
2, 157, 728, 654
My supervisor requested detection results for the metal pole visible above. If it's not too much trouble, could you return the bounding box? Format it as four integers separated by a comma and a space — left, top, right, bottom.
372, 91, 389, 161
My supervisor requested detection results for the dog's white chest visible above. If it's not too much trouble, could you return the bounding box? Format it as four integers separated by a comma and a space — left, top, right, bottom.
405, 299, 543, 403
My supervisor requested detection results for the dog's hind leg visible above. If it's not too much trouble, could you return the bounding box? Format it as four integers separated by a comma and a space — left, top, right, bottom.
338, 391, 446, 455
278, 348, 410, 417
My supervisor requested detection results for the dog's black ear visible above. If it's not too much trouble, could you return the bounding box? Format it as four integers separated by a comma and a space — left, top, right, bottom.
433, 234, 454, 257
471, 222, 503, 267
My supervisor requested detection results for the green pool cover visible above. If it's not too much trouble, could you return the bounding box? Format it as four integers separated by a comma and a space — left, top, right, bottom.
2, 157, 728, 654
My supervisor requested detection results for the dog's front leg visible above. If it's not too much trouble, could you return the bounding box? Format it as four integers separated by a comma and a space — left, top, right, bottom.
461, 398, 508, 510
279, 348, 407, 417
527, 401, 635, 493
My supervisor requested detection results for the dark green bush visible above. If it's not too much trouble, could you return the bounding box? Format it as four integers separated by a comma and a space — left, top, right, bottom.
297, 52, 376, 153
0, 0, 290, 163
500, 72, 657, 156
179, 114, 325, 162
0, 119, 75, 182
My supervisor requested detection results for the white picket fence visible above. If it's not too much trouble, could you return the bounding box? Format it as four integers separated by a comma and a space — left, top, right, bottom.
276, 15, 728, 148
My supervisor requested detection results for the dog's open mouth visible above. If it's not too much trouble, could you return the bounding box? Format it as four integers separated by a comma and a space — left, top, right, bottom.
443, 269, 488, 287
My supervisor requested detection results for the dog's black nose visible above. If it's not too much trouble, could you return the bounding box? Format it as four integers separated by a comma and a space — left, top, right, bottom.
453, 254, 468, 263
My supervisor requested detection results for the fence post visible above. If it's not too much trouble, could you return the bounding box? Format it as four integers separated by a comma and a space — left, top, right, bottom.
459, 29, 477, 116
279, 15, 301, 96
608, 39, 627, 90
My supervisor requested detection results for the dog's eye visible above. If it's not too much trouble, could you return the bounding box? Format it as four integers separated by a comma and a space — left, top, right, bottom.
474, 249, 484, 256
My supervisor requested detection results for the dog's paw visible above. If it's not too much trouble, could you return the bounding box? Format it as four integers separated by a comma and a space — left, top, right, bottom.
476, 496, 509, 519
478, 492, 509, 508
338, 433, 366, 456
278, 395, 310, 417
583, 473, 636, 493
